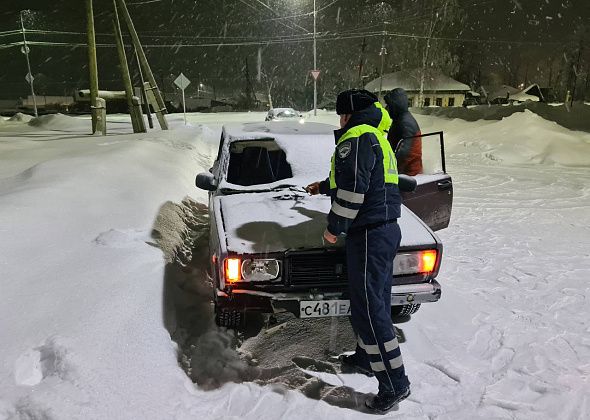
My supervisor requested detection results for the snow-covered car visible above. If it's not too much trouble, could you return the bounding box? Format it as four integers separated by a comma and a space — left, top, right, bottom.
196, 122, 453, 328
264, 108, 303, 122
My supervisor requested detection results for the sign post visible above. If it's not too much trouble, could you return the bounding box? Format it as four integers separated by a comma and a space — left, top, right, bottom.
311, 70, 320, 114
174, 73, 191, 125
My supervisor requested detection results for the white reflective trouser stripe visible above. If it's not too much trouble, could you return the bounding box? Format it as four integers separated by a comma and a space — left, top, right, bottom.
384, 338, 399, 353
389, 355, 404, 370
337, 189, 365, 204
358, 337, 380, 355
331, 202, 359, 219
370, 357, 404, 372
370, 361, 386, 372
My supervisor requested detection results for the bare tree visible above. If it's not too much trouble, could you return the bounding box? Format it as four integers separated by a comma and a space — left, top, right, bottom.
417, 0, 461, 106
261, 65, 279, 109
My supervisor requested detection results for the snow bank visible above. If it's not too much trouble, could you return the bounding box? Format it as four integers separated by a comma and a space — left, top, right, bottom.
417, 110, 590, 167
414, 101, 590, 133
27, 113, 91, 131
8, 113, 34, 123
0, 119, 217, 419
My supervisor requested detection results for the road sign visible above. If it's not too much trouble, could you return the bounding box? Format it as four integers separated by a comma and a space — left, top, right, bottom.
25, 73, 34, 84
20, 45, 30, 55
310, 70, 320, 81
174, 73, 191, 90
174, 73, 191, 125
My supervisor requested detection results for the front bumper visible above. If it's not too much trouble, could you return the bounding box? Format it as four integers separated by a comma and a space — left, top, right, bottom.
215, 280, 441, 316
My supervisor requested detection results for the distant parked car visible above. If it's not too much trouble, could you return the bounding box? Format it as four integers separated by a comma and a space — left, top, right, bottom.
265, 108, 303, 122
196, 122, 453, 329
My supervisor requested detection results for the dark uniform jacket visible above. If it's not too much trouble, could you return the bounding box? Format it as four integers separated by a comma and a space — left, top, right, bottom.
319, 103, 401, 236
384, 88, 423, 176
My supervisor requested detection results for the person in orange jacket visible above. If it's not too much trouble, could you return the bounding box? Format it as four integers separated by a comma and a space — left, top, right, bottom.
384, 88, 423, 176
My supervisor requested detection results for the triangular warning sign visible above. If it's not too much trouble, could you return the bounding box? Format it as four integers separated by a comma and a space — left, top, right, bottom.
310, 70, 320, 81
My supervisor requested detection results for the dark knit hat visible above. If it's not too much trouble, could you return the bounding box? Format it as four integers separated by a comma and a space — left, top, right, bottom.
335, 89, 378, 115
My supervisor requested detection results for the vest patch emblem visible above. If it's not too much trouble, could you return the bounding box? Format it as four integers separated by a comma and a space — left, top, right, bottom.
337, 141, 352, 159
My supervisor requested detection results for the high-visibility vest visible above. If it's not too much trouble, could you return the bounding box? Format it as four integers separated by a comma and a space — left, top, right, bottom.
329, 121, 399, 189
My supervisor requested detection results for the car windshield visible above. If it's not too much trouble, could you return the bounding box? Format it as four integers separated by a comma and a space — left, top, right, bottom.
225, 139, 294, 187
276, 109, 297, 118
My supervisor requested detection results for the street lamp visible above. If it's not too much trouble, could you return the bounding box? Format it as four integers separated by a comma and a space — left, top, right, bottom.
313, 0, 317, 116
377, 21, 388, 101
20, 10, 38, 117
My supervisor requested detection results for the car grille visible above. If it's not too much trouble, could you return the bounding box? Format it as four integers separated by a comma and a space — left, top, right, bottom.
287, 251, 348, 287
286, 250, 427, 287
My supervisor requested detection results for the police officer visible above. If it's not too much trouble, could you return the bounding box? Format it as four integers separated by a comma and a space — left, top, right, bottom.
306, 89, 411, 412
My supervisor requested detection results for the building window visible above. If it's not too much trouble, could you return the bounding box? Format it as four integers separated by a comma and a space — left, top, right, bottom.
408, 97, 414, 107
448, 97, 455, 107
436, 97, 443, 107
424, 97, 430, 107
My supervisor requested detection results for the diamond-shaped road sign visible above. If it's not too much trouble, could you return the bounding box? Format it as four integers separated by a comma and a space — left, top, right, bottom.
310, 70, 320, 81
25, 73, 34, 84
174, 73, 191, 90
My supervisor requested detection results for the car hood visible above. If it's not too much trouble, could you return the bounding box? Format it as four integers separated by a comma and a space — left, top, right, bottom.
218, 191, 437, 254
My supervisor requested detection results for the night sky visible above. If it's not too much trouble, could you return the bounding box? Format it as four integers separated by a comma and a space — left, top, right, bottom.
0, 0, 588, 105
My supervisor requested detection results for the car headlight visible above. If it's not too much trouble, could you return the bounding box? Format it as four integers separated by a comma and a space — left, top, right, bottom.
241, 259, 280, 281
393, 250, 437, 275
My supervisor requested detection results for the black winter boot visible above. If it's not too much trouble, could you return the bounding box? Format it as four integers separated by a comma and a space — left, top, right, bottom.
365, 387, 411, 413
339, 354, 374, 377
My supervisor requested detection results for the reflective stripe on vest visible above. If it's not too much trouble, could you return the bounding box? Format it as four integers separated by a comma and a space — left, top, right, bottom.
329, 123, 398, 189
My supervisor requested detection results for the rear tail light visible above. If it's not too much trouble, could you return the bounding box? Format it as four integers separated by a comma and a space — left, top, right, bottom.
225, 258, 241, 282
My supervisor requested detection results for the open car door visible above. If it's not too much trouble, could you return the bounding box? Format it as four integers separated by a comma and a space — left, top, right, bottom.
398, 131, 453, 231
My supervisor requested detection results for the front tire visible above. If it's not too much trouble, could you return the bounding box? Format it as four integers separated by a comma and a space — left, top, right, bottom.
391, 304, 421, 318
214, 306, 245, 329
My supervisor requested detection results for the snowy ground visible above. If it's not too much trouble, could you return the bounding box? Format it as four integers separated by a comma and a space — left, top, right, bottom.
0, 110, 589, 419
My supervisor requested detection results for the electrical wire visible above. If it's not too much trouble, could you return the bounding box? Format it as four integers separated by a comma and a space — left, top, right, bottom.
11, 29, 565, 50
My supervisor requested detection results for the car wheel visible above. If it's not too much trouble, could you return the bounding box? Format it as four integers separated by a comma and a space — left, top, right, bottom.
391, 304, 421, 318
215, 306, 245, 329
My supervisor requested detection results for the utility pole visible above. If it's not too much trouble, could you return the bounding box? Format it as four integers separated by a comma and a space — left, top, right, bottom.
135, 48, 153, 129
85, 0, 101, 134
112, 0, 145, 133
313, 0, 317, 116
115, 0, 168, 130
20, 11, 38, 117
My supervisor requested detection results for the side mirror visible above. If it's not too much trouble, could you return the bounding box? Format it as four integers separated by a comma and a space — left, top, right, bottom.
195, 172, 217, 191
398, 174, 417, 192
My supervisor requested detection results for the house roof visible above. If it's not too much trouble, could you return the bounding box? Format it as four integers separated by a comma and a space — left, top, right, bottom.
488, 84, 540, 102
365, 69, 470, 93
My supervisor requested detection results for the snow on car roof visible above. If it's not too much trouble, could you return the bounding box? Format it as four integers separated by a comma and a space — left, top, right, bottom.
268, 107, 297, 113
223, 121, 334, 139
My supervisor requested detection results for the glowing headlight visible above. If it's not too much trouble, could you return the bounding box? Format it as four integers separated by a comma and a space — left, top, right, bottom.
241, 259, 280, 281
393, 250, 437, 275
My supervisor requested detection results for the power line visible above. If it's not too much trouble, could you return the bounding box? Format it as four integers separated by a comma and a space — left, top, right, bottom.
11, 29, 566, 50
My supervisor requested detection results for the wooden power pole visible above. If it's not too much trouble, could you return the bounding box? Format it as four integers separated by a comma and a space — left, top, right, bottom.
85, 0, 103, 134
115, 0, 168, 130
112, 0, 145, 133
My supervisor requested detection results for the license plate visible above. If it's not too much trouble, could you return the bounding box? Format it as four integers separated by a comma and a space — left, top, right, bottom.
300, 300, 351, 318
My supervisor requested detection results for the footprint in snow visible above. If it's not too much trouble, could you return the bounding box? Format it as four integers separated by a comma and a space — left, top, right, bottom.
93, 229, 153, 248
14, 338, 70, 386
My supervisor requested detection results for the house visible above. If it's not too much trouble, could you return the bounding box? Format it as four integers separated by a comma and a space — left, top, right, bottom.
486, 84, 545, 104
365, 69, 470, 107
20, 95, 75, 113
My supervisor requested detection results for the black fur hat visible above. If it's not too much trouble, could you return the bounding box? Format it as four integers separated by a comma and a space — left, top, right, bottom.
335, 89, 378, 115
